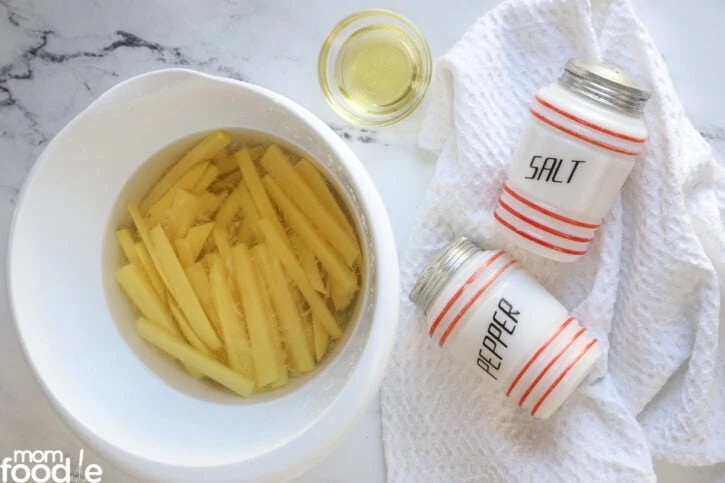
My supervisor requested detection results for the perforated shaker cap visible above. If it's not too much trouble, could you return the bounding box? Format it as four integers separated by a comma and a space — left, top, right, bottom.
409, 237, 480, 315
560, 59, 651, 114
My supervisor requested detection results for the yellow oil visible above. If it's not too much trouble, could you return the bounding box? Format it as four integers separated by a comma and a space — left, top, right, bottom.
336, 25, 421, 112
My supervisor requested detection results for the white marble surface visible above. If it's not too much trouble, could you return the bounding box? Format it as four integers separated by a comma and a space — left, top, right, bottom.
1, 0, 724, 481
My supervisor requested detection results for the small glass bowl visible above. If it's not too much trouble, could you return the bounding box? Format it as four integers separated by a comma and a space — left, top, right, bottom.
318, 9, 432, 126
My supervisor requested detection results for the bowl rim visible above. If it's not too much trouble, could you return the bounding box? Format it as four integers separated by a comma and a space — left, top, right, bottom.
6, 67, 400, 482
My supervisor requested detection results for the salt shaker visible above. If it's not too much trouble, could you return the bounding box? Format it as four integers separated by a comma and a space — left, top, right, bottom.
410, 238, 601, 419
495, 59, 651, 262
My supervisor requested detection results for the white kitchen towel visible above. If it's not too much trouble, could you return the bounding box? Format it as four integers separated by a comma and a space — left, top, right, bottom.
380, 0, 725, 481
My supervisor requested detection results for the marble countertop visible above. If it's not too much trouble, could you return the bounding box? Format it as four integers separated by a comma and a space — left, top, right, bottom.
1, 0, 724, 481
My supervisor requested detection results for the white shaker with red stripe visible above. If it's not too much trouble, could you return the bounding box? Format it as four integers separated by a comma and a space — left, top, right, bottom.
495, 59, 651, 262
410, 238, 601, 419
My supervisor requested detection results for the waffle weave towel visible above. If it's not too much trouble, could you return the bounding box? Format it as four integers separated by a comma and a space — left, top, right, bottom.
380, 0, 725, 480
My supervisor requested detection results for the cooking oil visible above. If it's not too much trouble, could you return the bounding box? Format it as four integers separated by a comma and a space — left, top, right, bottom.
335, 25, 422, 113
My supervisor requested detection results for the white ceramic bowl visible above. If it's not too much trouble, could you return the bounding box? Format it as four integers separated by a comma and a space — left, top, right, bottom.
7, 69, 399, 482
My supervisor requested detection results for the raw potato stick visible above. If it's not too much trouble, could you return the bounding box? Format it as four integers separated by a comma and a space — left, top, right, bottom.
167, 299, 207, 378
295, 159, 355, 236
136, 317, 254, 397
169, 298, 213, 357
260, 145, 359, 265
150, 224, 222, 351
145, 162, 209, 226
262, 251, 315, 373
210, 259, 256, 379
213, 225, 233, 273
233, 244, 281, 387
213, 188, 242, 270
213, 152, 237, 174
331, 282, 356, 311
186, 222, 214, 260
174, 238, 195, 267
238, 183, 263, 242
264, 176, 357, 295
198, 192, 223, 221
297, 238, 326, 294
236, 149, 291, 249
141, 131, 230, 212
312, 317, 329, 362
116, 228, 141, 266
128, 203, 169, 287
194, 164, 220, 193
185, 262, 221, 335
115, 264, 177, 336
258, 219, 342, 338
167, 189, 201, 239
135, 242, 166, 302
251, 244, 289, 387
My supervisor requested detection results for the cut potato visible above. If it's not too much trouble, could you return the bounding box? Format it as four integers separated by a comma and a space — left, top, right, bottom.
261, 145, 359, 265
312, 317, 330, 362
150, 224, 222, 351
169, 298, 212, 356
194, 164, 221, 193
209, 259, 255, 379
331, 282, 356, 311
115, 264, 177, 336
174, 238, 195, 267
213, 224, 233, 273
237, 149, 290, 249
265, 176, 357, 295
251, 244, 289, 387
291, 234, 326, 294
145, 162, 209, 226
258, 219, 342, 338
116, 228, 141, 266
117, 134, 361, 397
295, 159, 355, 236
134, 242, 166, 302
238, 183, 263, 241
186, 222, 214, 260
212, 152, 237, 174
215, 187, 243, 226
185, 262, 221, 335
141, 131, 230, 212
198, 192, 223, 221
262, 251, 315, 373
232, 244, 281, 387
136, 317, 254, 397
128, 203, 169, 287
167, 189, 200, 239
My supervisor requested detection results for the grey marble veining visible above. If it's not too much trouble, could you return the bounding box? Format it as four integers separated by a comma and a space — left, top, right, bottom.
1, 0, 724, 481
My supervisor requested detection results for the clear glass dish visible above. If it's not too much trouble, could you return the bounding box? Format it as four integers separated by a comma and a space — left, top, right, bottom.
318, 9, 432, 126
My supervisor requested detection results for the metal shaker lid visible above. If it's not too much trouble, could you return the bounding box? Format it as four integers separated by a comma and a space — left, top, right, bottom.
560, 59, 651, 114
409, 237, 480, 314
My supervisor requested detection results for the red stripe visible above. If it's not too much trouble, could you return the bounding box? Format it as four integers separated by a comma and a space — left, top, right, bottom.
535, 96, 646, 143
439, 260, 517, 347
498, 198, 594, 243
494, 212, 587, 256
530, 108, 640, 156
428, 251, 505, 337
506, 317, 575, 397
518, 328, 585, 407
502, 183, 599, 229
531, 339, 598, 416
